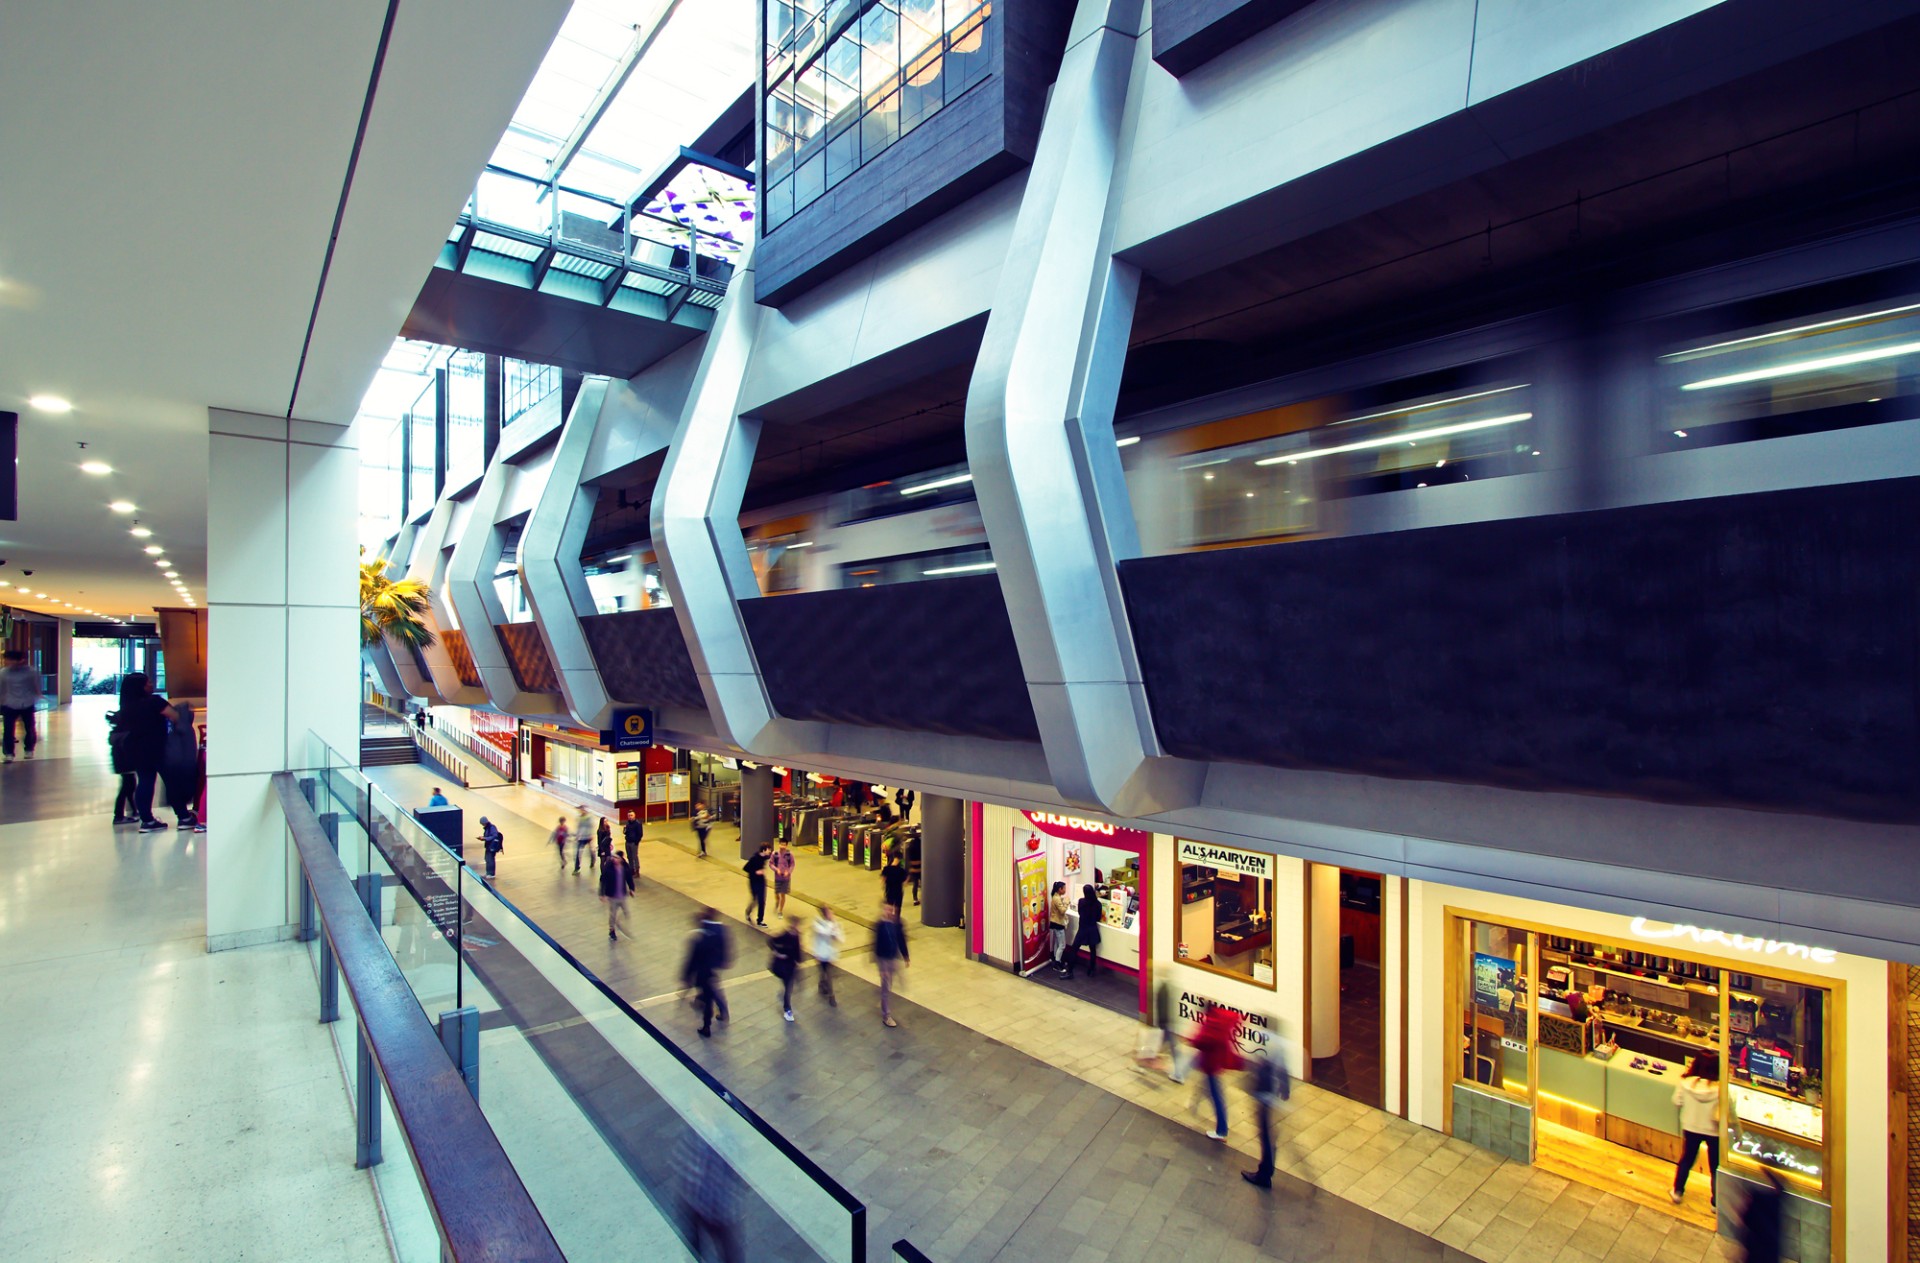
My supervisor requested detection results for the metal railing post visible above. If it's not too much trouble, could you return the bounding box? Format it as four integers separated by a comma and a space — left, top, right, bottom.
354, 871, 385, 1168
438, 1006, 481, 1101
319, 934, 339, 1024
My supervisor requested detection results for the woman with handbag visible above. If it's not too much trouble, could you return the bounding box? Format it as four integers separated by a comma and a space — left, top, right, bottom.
1064, 884, 1103, 978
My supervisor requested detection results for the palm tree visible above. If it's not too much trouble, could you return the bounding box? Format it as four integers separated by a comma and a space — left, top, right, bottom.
360, 558, 436, 650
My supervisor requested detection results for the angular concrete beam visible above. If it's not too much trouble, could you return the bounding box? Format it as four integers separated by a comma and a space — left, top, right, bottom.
405, 496, 489, 707
445, 452, 568, 719
965, 0, 1202, 818
519, 375, 682, 729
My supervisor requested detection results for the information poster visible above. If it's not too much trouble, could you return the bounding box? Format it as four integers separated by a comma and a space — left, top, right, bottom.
1473, 952, 1514, 1010
1016, 848, 1052, 975
645, 772, 669, 804
615, 765, 640, 800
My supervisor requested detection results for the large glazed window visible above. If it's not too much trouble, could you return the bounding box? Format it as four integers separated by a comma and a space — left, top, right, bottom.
1125, 368, 1537, 554
1174, 840, 1276, 989
444, 351, 486, 489
763, 0, 995, 232
1660, 285, 1920, 450
1725, 972, 1829, 1190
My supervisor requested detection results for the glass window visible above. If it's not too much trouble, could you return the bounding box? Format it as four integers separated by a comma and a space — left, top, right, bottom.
1726, 972, 1828, 1188
503, 359, 561, 433
1460, 921, 1531, 1099
837, 545, 992, 588
404, 378, 438, 521
1659, 294, 1920, 450
1173, 840, 1277, 989
444, 352, 486, 488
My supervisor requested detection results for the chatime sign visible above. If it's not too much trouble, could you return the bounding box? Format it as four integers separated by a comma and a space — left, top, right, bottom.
1628, 917, 1837, 965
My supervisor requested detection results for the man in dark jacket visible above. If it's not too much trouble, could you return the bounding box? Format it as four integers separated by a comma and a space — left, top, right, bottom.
600, 852, 632, 940
479, 817, 505, 878
874, 903, 910, 1028
622, 813, 642, 876
743, 843, 771, 927
682, 907, 732, 1037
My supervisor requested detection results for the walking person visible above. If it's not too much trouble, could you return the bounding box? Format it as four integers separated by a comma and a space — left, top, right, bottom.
622, 812, 642, 876
905, 829, 922, 906
0, 649, 41, 762
770, 915, 803, 1022
1063, 884, 1103, 978
114, 673, 170, 831
1670, 1052, 1722, 1207
810, 905, 843, 1007
158, 701, 202, 831
572, 808, 594, 873
1188, 1001, 1244, 1141
596, 816, 614, 869
692, 804, 712, 856
681, 907, 732, 1037
1047, 881, 1071, 973
108, 683, 141, 824
743, 842, 771, 926
770, 838, 796, 918
880, 845, 907, 914
551, 816, 570, 873
601, 851, 633, 940
874, 902, 910, 1028
894, 786, 915, 823
1733, 1166, 1785, 1263
1242, 1034, 1291, 1187
478, 816, 504, 878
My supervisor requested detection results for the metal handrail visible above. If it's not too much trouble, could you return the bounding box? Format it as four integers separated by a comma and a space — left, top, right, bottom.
892, 1241, 934, 1262
271, 772, 563, 1263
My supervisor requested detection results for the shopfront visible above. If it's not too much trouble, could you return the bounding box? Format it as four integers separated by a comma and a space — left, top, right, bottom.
1412, 882, 1886, 1260
521, 721, 647, 819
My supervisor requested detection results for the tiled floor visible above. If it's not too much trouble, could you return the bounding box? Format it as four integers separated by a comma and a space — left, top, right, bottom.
372, 761, 1747, 1263
0, 700, 393, 1262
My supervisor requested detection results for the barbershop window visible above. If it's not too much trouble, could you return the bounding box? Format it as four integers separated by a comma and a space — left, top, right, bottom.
1174, 841, 1276, 988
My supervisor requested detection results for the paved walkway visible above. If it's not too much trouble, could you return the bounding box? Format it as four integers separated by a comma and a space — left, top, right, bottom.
374, 762, 1746, 1263
1, 700, 392, 1262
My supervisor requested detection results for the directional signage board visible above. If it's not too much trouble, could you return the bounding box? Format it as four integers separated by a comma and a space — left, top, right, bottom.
607, 707, 654, 751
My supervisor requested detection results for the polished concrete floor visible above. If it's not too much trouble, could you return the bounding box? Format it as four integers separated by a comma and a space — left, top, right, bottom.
0, 699, 392, 1262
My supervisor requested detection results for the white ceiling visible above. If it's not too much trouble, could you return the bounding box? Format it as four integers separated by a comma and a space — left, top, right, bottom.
0, 0, 569, 622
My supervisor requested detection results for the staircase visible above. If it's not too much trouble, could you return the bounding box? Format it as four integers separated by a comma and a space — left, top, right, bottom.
360, 736, 419, 767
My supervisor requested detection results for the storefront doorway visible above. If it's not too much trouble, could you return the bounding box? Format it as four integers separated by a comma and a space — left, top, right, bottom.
1309, 867, 1386, 1108
1446, 909, 1841, 1239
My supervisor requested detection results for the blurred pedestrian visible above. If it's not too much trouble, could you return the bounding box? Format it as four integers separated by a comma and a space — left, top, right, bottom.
1189, 1001, 1244, 1141
881, 845, 907, 912
681, 907, 732, 1037
770, 838, 796, 917
770, 915, 803, 1022
810, 905, 843, 1006
692, 803, 712, 856
601, 851, 632, 940
0, 649, 40, 763
894, 786, 915, 823
1242, 1033, 1291, 1188
427, 786, 449, 808
1734, 1166, 1784, 1263
675, 1130, 742, 1263
572, 808, 594, 873
550, 816, 570, 873
1048, 881, 1070, 972
743, 841, 771, 926
906, 829, 923, 905
874, 902, 909, 1028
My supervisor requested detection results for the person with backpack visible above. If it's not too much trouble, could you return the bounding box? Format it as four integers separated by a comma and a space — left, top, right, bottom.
159, 701, 202, 832
769, 915, 803, 1022
1242, 1034, 1291, 1188
1188, 1002, 1244, 1141
478, 816, 504, 879
681, 907, 732, 1037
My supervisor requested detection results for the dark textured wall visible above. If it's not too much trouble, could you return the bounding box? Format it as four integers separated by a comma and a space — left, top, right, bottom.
1120, 478, 1920, 822
1152, 0, 1318, 77
496, 623, 560, 695
755, 0, 1072, 306
578, 609, 707, 710
441, 629, 484, 689
740, 575, 1040, 742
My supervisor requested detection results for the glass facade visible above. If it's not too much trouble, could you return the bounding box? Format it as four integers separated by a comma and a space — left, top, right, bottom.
763, 0, 995, 232
1459, 920, 1533, 1100
445, 351, 486, 489
1173, 841, 1276, 988
404, 378, 439, 521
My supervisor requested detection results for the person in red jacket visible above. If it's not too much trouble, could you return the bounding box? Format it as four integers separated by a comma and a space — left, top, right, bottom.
1188, 1002, 1244, 1140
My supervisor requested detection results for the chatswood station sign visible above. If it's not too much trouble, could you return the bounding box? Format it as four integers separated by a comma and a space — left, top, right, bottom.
1628, 917, 1837, 964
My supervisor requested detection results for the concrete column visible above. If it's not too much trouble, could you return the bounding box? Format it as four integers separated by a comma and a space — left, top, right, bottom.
204, 409, 359, 952
918, 793, 964, 928
54, 618, 73, 705
739, 763, 774, 859
1309, 863, 1342, 1059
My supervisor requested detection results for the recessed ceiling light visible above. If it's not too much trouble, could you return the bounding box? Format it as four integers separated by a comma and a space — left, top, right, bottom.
79, 461, 112, 476
164, 570, 178, 578
143, 545, 163, 555
35, 592, 47, 598
109, 500, 136, 513
129, 526, 151, 538
28, 394, 72, 413
0, 580, 9, 588
154, 560, 169, 568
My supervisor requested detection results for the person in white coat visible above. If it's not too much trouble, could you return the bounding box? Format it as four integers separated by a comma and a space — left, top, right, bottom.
1670, 1052, 1722, 1206
810, 905, 844, 1006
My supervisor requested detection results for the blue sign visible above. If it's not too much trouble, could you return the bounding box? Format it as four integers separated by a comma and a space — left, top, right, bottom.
607, 707, 654, 751
1473, 952, 1514, 1009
